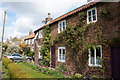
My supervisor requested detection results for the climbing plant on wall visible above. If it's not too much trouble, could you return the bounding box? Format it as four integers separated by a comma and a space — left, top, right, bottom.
40, 25, 50, 66
52, 12, 106, 72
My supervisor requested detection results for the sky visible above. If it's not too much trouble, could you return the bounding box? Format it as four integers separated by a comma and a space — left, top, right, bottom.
0, 0, 87, 41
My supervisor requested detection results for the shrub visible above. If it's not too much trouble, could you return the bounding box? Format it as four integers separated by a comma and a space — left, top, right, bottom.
8, 63, 33, 78
23, 62, 39, 70
2, 57, 13, 68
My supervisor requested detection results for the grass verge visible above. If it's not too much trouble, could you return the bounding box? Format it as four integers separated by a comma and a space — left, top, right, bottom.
17, 62, 54, 78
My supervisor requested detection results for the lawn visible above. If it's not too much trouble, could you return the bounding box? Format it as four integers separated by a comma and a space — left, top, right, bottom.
2, 65, 10, 78
17, 62, 54, 78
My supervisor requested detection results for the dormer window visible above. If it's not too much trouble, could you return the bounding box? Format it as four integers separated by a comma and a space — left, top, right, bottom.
87, 7, 97, 24
58, 20, 66, 33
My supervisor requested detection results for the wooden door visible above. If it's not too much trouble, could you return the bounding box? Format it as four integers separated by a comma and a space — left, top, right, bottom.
111, 45, 120, 79
50, 46, 56, 68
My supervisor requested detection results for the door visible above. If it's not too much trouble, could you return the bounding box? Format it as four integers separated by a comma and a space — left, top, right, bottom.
50, 46, 56, 68
111, 45, 120, 79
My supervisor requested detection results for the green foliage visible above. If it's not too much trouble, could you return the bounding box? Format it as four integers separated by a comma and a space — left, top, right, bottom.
109, 37, 120, 46
52, 14, 105, 72
100, 9, 110, 17
71, 73, 83, 78
23, 46, 30, 55
28, 51, 35, 57
2, 65, 10, 78
78, 12, 87, 23
2, 58, 33, 78
17, 62, 53, 78
40, 26, 50, 66
56, 65, 67, 73
2, 57, 13, 68
8, 63, 33, 78
23, 62, 39, 70
7, 45, 20, 54
22, 62, 65, 78
12, 37, 21, 42
2, 44, 8, 53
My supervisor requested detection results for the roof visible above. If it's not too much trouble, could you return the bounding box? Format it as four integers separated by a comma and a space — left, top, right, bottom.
24, 32, 35, 40
34, 2, 98, 33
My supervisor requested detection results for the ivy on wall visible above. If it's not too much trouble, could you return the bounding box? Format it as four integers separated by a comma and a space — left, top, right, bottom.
40, 26, 50, 66
52, 12, 107, 73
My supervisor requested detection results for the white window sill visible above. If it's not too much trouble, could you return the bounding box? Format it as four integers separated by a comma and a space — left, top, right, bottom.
58, 60, 65, 62
87, 20, 97, 24
88, 64, 102, 67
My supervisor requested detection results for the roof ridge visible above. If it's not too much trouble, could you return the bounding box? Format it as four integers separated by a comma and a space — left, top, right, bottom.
34, 2, 97, 32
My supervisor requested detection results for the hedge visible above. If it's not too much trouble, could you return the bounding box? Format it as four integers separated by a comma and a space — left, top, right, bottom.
2, 57, 33, 78
2, 57, 12, 68
8, 63, 33, 78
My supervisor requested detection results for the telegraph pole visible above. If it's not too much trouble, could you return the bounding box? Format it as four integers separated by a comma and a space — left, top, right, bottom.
0, 11, 6, 61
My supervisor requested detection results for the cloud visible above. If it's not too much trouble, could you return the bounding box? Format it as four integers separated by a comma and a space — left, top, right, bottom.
0, 0, 87, 41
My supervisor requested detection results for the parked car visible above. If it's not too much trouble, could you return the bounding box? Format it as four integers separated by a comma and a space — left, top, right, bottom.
4, 53, 32, 62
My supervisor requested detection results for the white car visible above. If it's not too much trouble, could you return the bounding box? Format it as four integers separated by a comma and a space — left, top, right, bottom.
4, 53, 32, 62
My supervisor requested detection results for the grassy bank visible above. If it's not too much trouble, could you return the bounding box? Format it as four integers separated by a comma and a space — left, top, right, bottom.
17, 62, 54, 78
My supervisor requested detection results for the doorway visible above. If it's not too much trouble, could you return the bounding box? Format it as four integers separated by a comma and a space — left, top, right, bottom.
111, 45, 120, 79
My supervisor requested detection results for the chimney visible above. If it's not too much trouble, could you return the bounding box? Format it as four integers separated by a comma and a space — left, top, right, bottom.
43, 13, 53, 24
29, 30, 32, 35
87, 0, 94, 2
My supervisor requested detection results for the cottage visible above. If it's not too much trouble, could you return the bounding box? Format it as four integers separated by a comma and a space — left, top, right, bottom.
34, 13, 53, 64
34, 1, 120, 78
24, 31, 35, 51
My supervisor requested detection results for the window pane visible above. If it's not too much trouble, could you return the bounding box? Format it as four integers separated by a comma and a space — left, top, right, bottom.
91, 56, 95, 64
59, 23, 62, 32
96, 47, 101, 65
59, 49, 61, 60
91, 48, 95, 64
63, 49, 65, 60
93, 16, 96, 21
92, 9, 96, 15
96, 47, 101, 57
63, 22, 65, 30
63, 49, 65, 54
88, 11, 91, 16
89, 17, 92, 22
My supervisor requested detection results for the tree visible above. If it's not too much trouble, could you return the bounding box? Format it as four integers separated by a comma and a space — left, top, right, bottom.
23, 47, 30, 56
2, 44, 8, 53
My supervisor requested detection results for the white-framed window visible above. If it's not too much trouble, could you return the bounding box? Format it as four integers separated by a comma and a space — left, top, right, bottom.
39, 30, 43, 38
34, 32, 38, 39
25, 40, 27, 44
31, 39, 34, 44
58, 47, 66, 62
29, 39, 31, 44
88, 45, 102, 67
87, 7, 97, 24
38, 46, 42, 59
58, 20, 66, 33
27, 40, 29, 45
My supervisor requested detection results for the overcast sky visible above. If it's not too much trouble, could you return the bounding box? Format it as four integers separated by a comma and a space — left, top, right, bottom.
0, 0, 87, 41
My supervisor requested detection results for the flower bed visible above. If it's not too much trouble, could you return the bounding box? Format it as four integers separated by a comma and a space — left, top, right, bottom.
22, 62, 84, 78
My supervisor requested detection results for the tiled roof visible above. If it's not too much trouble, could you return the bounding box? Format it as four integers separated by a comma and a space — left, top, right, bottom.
24, 32, 35, 40
34, 2, 98, 32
